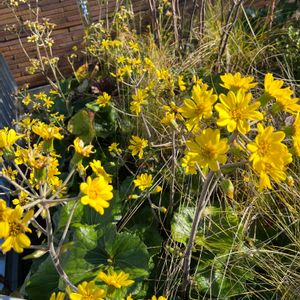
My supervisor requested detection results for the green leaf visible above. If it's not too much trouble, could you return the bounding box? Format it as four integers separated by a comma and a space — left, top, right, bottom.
86, 101, 100, 112
126, 205, 162, 258
67, 109, 95, 144
26, 256, 59, 300
195, 257, 253, 298
94, 105, 117, 138
171, 206, 195, 245
171, 206, 242, 253
60, 224, 106, 285
56, 200, 83, 230
61, 224, 149, 287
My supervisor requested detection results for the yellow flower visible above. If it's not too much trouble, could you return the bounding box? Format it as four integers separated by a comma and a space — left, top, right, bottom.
275, 96, 300, 114
122, 294, 133, 300
128, 194, 139, 200
0, 199, 12, 238
220, 72, 257, 91
178, 75, 186, 91
130, 89, 148, 115
263, 73, 300, 113
181, 152, 198, 175
49, 291, 65, 300
160, 207, 167, 214
156, 69, 170, 81
73, 137, 94, 157
293, 135, 300, 156
89, 160, 112, 183
155, 185, 162, 193
0, 128, 23, 150
96, 92, 111, 107
254, 160, 288, 190
247, 124, 292, 190
80, 176, 113, 215
108, 142, 122, 155
128, 136, 148, 159
292, 114, 300, 156
184, 128, 229, 171
292, 113, 300, 136
43, 96, 54, 109
286, 176, 294, 187
247, 124, 291, 166
115, 65, 132, 79
33, 92, 54, 109
32, 122, 63, 140
179, 84, 217, 132
75, 63, 89, 81
111, 39, 123, 48
163, 101, 184, 122
264, 73, 293, 100
192, 75, 208, 89
144, 57, 155, 70
97, 271, 134, 288
12, 190, 29, 206
161, 112, 176, 125
129, 41, 139, 52
215, 90, 263, 134
117, 56, 126, 64
69, 281, 106, 300
2, 166, 18, 181
22, 94, 31, 106
151, 296, 167, 300
134, 173, 153, 191
1, 206, 34, 253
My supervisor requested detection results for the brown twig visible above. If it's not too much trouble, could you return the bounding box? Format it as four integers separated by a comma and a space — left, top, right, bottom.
198, 0, 206, 42
45, 207, 77, 291
182, 171, 216, 296
147, 0, 161, 47
215, 0, 244, 72
268, 0, 277, 31
171, 0, 180, 50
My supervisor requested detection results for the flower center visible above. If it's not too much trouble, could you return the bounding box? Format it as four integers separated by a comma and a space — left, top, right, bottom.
89, 188, 99, 200
201, 145, 217, 160
230, 109, 243, 120
195, 104, 205, 115
258, 141, 270, 156
10, 221, 23, 236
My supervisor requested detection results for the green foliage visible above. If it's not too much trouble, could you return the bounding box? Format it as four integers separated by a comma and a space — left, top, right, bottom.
25, 257, 59, 300
67, 109, 96, 144
171, 206, 242, 252
61, 224, 149, 297
4, 1, 300, 299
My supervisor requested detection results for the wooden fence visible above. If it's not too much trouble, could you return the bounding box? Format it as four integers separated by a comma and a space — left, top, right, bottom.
0, 0, 274, 88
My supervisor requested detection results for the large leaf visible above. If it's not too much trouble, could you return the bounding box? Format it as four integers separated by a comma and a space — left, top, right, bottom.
195, 266, 246, 299
93, 105, 117, 139
171, 206, 242, 253
171, 206, 195, 245
61, 223, 149, 287
60, 224, 105, 285
67, 109, 95, 144
56, 200, 84, 230
126, 205, 162, 258
25, 256, 59, 300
